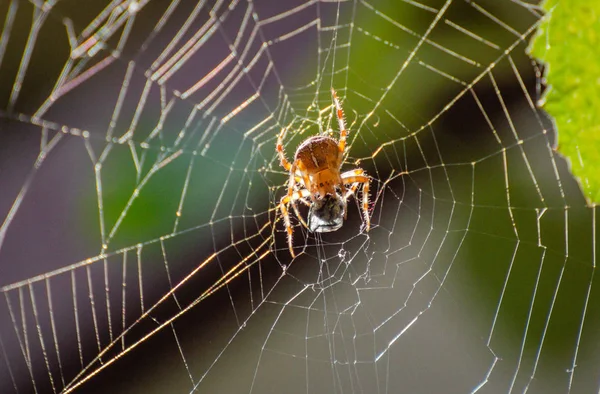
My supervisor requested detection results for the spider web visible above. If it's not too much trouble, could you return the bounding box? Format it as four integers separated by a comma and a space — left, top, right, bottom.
0, 0, 598, 393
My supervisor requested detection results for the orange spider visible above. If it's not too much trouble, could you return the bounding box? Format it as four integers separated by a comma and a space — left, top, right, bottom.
276, 88, 371, 257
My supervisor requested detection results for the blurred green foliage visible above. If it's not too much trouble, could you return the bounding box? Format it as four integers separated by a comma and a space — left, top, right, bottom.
530, 0, 600, 204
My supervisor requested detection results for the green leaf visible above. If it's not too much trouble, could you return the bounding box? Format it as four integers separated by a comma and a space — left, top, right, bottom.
529, 0, 600, 204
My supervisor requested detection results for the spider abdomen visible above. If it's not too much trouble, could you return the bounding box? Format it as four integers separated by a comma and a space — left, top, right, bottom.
294, 136, 340, 172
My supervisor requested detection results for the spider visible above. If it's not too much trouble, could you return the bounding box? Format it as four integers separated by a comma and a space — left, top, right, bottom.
276, 88, 371, 257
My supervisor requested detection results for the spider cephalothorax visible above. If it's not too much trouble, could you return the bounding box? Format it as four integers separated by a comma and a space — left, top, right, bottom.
276, 88, 371, 257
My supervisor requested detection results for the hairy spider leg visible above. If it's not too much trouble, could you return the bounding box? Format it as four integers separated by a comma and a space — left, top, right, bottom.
331, 88, 348, 153
276, 127, 292, 171
345, 182, 360, 198
339, 173, 348, 218
341, 168, 365, 179
291, 176, 311, 207
290, 200, 309, 229
279, 189, 311, 257
286, 162, 312, 230
277, 128, 312, 236
341, 169, 370, 231
343, 168, 365, 197
286, 161, 303, 217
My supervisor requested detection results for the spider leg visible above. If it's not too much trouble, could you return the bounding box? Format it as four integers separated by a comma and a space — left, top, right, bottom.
279, 189, 311, 257
340, 182, 348, 219
290, 168, 312, 222
292, 202, 309, 226
294, 175, 306, 187
297, 168, 314, 208
294, 192, 311, 206
342, 168, 364, 199
279, 199, 295, 257
286, 162, 302, 220
341, 169, 370, 231
344, 182, 360, 199
331, 88, 348, 153
292, 174, 309, 205
286, 163, 311, 246
283, 189, 310, 228
298, 197, 310, 206
276, 127, 292, 171
341, 168, 364, 178
287, 163, 297, 197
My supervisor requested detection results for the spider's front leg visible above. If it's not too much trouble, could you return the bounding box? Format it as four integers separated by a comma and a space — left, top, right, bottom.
293, 176, 311, 207
279, 189, 311, 257
286, 163, 309, 229
340, 182, 348, 220
331, 88, 348, 153
276, 127, 292, 171
344, 182, 360, 199
341, 168, 371, 231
